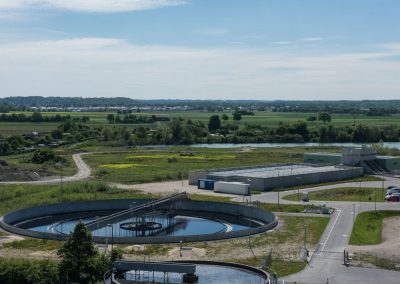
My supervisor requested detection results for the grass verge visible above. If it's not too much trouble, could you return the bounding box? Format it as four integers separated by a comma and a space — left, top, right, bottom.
1, 239, 62, 251
350, 210, 400, 245
283, 187, 385, 202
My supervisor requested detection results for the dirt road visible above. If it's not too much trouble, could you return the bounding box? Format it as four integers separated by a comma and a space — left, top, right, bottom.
0, 153, 91, 185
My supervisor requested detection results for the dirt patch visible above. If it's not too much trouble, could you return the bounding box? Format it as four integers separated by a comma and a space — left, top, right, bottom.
0, 235, 25, 245
349, 216, 400, 257
111, 180, 236, 198
167, 247, 206, 260
0, 164, 42, 182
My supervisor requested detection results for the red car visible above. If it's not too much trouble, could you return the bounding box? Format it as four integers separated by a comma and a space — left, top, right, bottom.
385, 193, 400, 202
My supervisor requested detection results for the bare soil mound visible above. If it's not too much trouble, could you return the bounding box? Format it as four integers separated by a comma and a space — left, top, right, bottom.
0, 164, 42, 182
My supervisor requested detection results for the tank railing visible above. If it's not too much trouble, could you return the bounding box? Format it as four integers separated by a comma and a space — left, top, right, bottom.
86, 192, 188, 231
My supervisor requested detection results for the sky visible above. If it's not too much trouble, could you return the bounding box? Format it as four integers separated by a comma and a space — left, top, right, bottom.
0, 0, 400, 100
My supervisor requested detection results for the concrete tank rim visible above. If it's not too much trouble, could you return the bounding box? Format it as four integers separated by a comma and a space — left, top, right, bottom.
0, 199, 277, 244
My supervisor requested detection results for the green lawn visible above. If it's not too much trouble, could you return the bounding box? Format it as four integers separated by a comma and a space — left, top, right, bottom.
283, 187, 385, 202
350, 211, 400, 245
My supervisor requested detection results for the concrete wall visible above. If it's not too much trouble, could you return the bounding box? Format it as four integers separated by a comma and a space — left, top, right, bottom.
303, 153, 341, 164
188, 163, 299, 185
341, 146, 377, 166
0, 199, 277, 244
260, 166, 363, 191
205, 166, 363, 191
376, 157, 400, 171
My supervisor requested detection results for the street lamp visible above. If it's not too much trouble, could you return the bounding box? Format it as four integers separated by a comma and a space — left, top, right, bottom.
304, 224, 308, 251
107, 224, 114, 252
352, 203, 355, 226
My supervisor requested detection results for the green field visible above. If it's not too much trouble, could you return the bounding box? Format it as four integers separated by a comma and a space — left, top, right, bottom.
2, 110, 400, 135
82, 146, 338, 184
350, 211, 400, 245
283, 187, 386, 202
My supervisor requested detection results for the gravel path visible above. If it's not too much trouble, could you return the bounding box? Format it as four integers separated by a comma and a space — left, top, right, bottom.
0, 153, 91, 185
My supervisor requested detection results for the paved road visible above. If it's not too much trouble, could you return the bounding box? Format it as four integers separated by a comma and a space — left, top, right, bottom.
0, 153, 91, 185
232, 180, 400, 284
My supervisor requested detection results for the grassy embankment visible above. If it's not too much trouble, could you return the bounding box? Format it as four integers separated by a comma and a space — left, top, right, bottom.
283, 187, 385, 202
350, 211, 400, 245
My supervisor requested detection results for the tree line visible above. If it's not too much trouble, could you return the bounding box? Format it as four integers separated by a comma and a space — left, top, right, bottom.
0, 112, 90, 123
106, 113, 170, 124
1, 112, 400, 156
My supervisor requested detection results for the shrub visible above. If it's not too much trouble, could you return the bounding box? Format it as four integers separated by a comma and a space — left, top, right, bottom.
31, 149, 67, 165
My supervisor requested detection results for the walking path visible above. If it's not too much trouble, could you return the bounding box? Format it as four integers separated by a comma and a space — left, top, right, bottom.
0, 153, 91, 185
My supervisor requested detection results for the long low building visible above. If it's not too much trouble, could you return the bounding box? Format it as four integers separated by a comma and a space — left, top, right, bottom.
189, 164, 363, 191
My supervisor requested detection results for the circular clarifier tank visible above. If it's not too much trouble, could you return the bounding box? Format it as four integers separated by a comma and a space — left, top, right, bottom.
0, 198, 277, 244
27, 213, 245, 238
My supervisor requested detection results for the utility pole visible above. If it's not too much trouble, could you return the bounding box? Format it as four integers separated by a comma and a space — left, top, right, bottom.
382, 173, 385, 200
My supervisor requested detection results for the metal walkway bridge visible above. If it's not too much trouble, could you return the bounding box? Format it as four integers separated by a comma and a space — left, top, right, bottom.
86, 192, 188, 231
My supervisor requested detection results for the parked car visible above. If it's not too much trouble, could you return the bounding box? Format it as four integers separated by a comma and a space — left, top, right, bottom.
385, 193, 400, 202
386, 187, 400, 195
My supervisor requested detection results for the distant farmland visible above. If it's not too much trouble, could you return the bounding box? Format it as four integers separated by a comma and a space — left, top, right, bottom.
1, 111, 399, 136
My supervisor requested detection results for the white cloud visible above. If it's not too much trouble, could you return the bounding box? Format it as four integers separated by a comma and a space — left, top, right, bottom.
0, 37, 400, 100
0, 0, 186, 13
